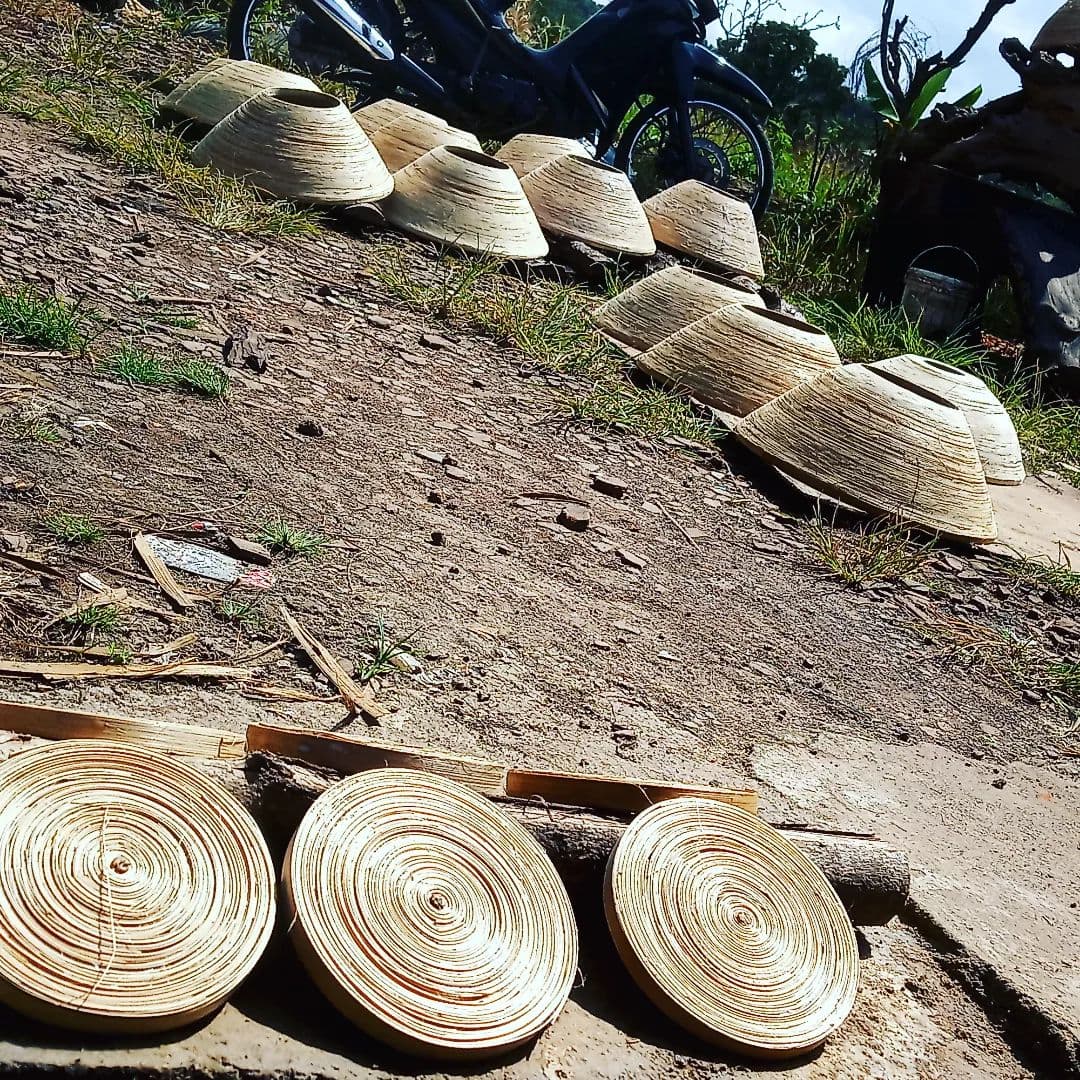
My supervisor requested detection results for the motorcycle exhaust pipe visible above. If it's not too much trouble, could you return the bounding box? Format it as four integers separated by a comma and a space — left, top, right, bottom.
307, 0, 396, 62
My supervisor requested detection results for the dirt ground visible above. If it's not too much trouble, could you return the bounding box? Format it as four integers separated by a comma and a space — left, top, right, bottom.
0, 9, 1078, 1077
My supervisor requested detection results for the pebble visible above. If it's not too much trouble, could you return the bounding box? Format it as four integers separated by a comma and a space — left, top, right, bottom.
420, 332, 455, 349
558, 505, 591, 532
616, 548, 647, 569
445, 465, 470, 481
296, 420, 325, 437
591, 473, 628, 499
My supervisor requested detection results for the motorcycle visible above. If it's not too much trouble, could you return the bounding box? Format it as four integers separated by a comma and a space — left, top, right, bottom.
227, 0, 775, 217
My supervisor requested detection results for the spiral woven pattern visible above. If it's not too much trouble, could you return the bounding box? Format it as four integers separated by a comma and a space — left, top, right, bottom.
371, 114, 483, 173
162, 59, 318, 127
285, 768, 577, 1059
495, 133, 585, 177
353, 97, 443, 135
605, 798, 858, 1058
0, 740, 275, 1033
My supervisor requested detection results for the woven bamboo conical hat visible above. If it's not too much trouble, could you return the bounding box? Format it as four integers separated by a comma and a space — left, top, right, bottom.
371, 113, 483, 173
495, 133, 586, 177
160, 59, 319, 127
192, 88, 393, 205
870, 355, 1025, 485
284, 768, 577, 1059
592, 266, 763, 352
520, 154, 656, 256
0, 740, 275, 1034
736, 364, 998, 541
383, 145, 548, 259
604, 798, 858, 1058
353, 97, 443, 134
160, 57, 229, 113
636, 303, 840, 416
644, 180, 764, 279
1033, 1, 1080, 55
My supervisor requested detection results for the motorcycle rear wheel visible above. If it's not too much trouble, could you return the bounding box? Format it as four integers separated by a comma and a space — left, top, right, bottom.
614, 92, 774, 220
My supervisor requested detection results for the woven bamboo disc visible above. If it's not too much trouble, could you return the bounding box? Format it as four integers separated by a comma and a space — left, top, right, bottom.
870, 354, 1026, 486
735, 364, 998, 541
592, 265, 763, 352
644, 180, 764, 279
0, 740, 275, 1034
494, 133, 586, 177
636, 303, 840, 416
284, 768, 577, 1060
353, 97, 443, 134
604, 797, 858, 1058
159, 57, 229, 114
520, 154, 656, 256
161, 59, 319, 127
383, 145, 548, 259
1033, 1, 1080, 56
191, 88, 393, 205
371, 113, 483, 173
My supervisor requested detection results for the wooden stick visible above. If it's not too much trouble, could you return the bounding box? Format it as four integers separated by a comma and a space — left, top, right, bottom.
0, 659, 252, 681
133, 534, 194, 612
0, 550, 63, 578
279, 606, 386, 723
46, 587, 131, 629
0, 700, 243, 758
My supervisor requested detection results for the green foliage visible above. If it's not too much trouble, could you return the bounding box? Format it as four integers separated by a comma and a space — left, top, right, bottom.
0, 286, 89, 351
356, 617, 421, 683
63, 601, 120, 642
173, 357, 230, 398
807, 512, 934, 586
218, 597, 264, 632
256, 517, 327, 558
862, 59, 981, 130
44, 513, 103, 546
107, 342, 174, 386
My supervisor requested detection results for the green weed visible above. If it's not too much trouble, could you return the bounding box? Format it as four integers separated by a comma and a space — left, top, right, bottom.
105, 639, 134, 664
1000, 554, 1080, 604
173, 357, 230, 398
0, 286, 89, 351
1, 402, 60, 444
992, 375, 1080, 482
255, 517, 326, 558
63, 601, 119, 642
356, 617, 420, 682
44, 512, 103, 545
107, 342, 173, 386
218, 597, 263, 632
807, 512, 935, 587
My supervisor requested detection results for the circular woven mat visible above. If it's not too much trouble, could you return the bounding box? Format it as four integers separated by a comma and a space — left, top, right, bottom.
284, 767, 578, 1060
604, 798, 858, 1058
0, 740, 275, 1033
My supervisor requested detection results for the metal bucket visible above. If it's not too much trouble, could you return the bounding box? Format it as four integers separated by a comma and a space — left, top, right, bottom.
901, 247, 978, 337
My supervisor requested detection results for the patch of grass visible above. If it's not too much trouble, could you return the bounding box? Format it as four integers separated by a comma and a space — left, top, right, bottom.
173, 357, 230, 398
63, 601, 119, 643
992, 374, 1080, 482
807, 512, 935, 587
368, 246, 716, 441
1000, 554, 1080, 604
356, 617, 420, 682
105, 639, 133, 665
218, 597, 263, 632
0, 286, 89, 351
44, 512, 103, 545
1, 403, 60, 444
255, 517, 327, 558
107, 342, 173, 386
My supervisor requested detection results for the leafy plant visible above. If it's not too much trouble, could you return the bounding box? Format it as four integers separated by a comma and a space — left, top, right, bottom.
218, 597, 264, 632
107, 342, 173, 386
63, 602, 120, 642
356, 617, 421, 682
863, 58, 980, 130
256, 517, 327, 558
44, 512, 103, 545
173, 357, 230, 398
0, 286, 89, 351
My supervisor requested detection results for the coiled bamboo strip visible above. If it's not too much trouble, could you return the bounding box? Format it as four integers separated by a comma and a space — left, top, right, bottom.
870, 355, 1025, 485
736, 364, 998, 541
0, 740, 275, 1032
495, 133, 585, 177
644, 180, 764, 278
636, 303, 840, 415
284, 768, 577, 1059
592, 265, 762, 351
520, 154, 655, 256
192, 89, 393, 206
353, 98, 444, 134
604, 797, 859, 1058
371, 113, 483, 173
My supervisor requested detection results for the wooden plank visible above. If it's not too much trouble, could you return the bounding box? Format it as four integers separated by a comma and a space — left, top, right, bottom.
0, 700, 244, 758
0, 659, 251, 681
246, 723, 508, 796
505, 769, 759, 816
134, 533, 194, 611
279, 605, 386, 722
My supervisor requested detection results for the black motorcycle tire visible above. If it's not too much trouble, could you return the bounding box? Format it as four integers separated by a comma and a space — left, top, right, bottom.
614, 89, 774, 220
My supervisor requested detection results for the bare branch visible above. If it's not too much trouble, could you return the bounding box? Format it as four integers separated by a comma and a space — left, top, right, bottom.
944, 0, 1018, 69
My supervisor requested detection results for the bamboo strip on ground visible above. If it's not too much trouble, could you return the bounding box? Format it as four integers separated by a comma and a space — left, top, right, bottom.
0, 550, 63, 578
0, 659, 252, 681
0, 700, 244, 758
279, 606, 386, 722
133, 533, 194, 611
505, 768, 759, 816
247, 723, 508, 795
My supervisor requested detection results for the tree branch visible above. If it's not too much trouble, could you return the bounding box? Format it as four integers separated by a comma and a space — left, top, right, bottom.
944, 0, 1018, 69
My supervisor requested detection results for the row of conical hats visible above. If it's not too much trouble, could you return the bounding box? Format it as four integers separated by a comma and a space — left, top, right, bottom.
163, 62, 764, 271
595, 265, 1024, 542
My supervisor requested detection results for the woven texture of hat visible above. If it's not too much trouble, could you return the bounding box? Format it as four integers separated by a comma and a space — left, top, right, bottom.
736, 364, 998, 541
1033, 1, 1080, 54
593, 266, 762, 352
162, 59, 318, 127
192, 89, 392, 205
604, 797, 858, 1058
644, 180, 764, 279
495, 134, 585, 177
0, 740, 275, 1033
284, 767, 578, 1059
637, 304, 840, 416
353, 98, 443, 134
384, 145, 548, 259
372, 114, 482, 173
520, 155, 656, 256
871, 355, 1025, 486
